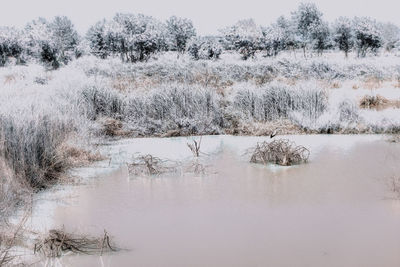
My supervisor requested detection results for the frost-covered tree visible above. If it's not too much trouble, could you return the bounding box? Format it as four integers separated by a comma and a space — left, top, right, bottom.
274, 16, 298, 51
379, 22, 400, 52
88, 13, 167, 62
25, 16, 80, 68
166, 16, 196, 53
0, 27, 25, 66
86, 19, 110, 59
260, 16, 297, 56
353, 17, 382, 57
333, 17, 354, 58
25, 18, 58, 67
50, 16, 80, 62
291, 2, 324, 57
260, 26, 283, 56
221, 19, 263, 60
187, 37, 222, 60
311, 21, 330, 55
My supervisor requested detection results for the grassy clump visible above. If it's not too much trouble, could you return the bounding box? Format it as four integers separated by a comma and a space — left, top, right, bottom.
0, 115, 73, 189
359, 95, 389, 109
250, 139, 310, 166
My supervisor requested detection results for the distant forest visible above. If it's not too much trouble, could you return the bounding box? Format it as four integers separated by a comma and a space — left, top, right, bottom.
1, 2, 399, 68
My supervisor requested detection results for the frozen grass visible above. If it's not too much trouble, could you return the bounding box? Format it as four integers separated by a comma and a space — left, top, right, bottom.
0, 115, 73, 188
75, 52, 400, 88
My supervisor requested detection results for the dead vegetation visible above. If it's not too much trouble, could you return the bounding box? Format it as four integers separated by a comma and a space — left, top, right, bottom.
127, 154, 177, 176
128, 138, 209, 177
3, 75, 16, 85
249, 139, 310, 166
359, 95, 389, 109
362, 76, 383, 90
34, 229, 117, 258
58, 143, 105, 167
226, 120, 302, 136
0, 212, 29, 266
187, 138, 202, 157
0, 231, 19, 266
99, 117, 131, 137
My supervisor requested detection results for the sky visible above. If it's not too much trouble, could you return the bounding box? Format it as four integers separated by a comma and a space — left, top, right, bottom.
0, 0, 399, 35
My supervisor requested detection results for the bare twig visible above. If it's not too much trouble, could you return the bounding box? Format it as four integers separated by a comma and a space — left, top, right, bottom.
127, 154, 177, 176
187, 137, 202, 157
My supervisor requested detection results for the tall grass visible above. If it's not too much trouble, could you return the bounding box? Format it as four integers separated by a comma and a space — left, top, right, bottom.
79, 85, 224, 135
0, 114, 73, 189
233, 85, 327, 122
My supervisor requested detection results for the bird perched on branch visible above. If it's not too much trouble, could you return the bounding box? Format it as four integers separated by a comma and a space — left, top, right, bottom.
270, 129, 278, 138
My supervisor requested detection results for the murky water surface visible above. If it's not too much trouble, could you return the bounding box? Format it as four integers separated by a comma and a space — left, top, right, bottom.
28, 135, 400, 267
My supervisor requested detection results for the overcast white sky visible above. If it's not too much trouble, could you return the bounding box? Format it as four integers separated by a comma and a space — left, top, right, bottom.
0, 0, 399, 35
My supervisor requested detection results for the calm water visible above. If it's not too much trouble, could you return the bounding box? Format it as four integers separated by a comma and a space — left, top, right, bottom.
26, 135, 400, 267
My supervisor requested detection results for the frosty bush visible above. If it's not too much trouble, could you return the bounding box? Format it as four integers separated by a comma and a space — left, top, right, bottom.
187, 37, 222, 60
338, 99, 360, 122
0, 27, 25, 66
379, 22, 400, 52
221, 19, 263, 60
166, 16, 196, 53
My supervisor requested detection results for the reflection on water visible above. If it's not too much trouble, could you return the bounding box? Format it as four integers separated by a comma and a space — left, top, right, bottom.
28, 135, 400, 267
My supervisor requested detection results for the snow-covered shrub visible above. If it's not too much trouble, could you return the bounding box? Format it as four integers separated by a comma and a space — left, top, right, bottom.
379, 22, 400, 52
221, 19, 264, 60
353, 17, 382, 57
187, 37, 222, 60
166, 16, 196, 53
338, 99, 360, 122
0, 27, 25, 66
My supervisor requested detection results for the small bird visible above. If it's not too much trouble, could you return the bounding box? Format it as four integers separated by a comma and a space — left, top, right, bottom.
270, 129, 278, 138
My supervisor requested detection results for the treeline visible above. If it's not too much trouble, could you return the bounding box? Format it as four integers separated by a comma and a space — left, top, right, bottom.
0, 2, 399, 68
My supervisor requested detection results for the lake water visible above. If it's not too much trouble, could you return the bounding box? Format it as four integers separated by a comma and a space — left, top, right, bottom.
25, 135, 400, 267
